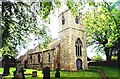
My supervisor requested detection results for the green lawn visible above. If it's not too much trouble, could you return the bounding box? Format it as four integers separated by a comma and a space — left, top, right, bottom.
98, 66, 119, 78
0, 66, 119, 79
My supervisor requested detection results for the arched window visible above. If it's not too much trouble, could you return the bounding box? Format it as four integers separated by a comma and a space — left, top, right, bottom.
75, 16, 79, 24
38, 54, 40, 63
62, 14, 65, 25
48, 54, 50, 62
75, 38, 82, 56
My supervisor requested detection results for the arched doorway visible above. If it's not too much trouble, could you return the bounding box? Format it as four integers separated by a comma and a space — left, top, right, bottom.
76, 59, 82, 70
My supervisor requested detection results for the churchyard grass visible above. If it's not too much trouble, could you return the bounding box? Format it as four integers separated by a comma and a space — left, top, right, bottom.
0, 67, 15, 76
97, 66, 119, 78
0, 66, 119, 79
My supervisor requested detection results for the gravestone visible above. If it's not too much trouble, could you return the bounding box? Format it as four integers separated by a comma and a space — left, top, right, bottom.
13, 65, 22, 79
12, 65, 26, 79
2, 55, 16, 76
55, 68, 60, 78
32, 71, 37, 77
2, 55, 10, 76
20, 68, 25, 79
42, 67, 50, 79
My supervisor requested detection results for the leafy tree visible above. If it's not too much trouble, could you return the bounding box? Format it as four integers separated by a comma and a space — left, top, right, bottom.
82, 2, 120, 61
91, 55, 103, 62
0, 1, 56, 57
110, 0, 120, 61
0, 0, 62, 58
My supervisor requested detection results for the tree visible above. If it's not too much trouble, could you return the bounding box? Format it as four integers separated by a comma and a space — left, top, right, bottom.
0, 0, 63, 58
82, 2, 120, 61
91, 55, 103, 62
0, 1, 56, 57
110, 0, 120, 61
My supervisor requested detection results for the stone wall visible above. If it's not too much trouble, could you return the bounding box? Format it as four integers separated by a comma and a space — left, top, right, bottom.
27, 46, 60, 70
59, 26, 70, 70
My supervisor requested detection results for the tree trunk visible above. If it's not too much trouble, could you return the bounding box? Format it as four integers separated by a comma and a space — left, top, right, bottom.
104, 47, 111, 61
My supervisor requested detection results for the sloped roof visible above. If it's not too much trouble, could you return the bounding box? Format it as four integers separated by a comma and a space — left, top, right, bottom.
26, 49, 34, 55
87, 57, 91, 61
28, 45, 41, 54
32, 45, 40, 53
28, 38, 60, 55
58, 9, 69, 17
17, 55, 25, 62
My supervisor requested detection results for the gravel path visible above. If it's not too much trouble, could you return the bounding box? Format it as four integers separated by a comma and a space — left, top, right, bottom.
95, 67, 109, 79
98, 69, 109, 79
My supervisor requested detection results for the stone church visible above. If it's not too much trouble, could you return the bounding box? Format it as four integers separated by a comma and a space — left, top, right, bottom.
19, 9, 88, 71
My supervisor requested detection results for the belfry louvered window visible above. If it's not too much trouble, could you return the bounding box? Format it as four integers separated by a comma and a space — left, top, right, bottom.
62, 14, 65, 25
75, 16, 79, 24
75, 38, 82, 56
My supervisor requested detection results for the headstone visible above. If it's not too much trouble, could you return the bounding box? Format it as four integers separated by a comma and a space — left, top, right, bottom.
2, 55, 10, 76
13, 66, 22, 79
42, 67, 50, 79
2, 55, 16, 76
32, 71, 37, 77
12, 65, 26, 79
55, 68, 60, 78
20, 68, 26, 79
15, 66, 22, 79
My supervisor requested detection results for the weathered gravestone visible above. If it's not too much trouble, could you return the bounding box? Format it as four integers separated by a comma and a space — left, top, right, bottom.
42, 67, 50, 79
2, 55, 10, 76
13, 65, 22, 79
55, 68, 60, 78
12, 64, 26, 79
21, 68, 26, 79
2, 55, 16, 76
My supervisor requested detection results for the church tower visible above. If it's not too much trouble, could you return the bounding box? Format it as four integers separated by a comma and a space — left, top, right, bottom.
58, 9, 88, 70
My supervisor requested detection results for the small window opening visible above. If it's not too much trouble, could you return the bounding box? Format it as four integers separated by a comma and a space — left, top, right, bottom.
75, 16, 79, 24
38, 54, 40, 63
62, 15, 65, 25
48, 54, 50, 62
